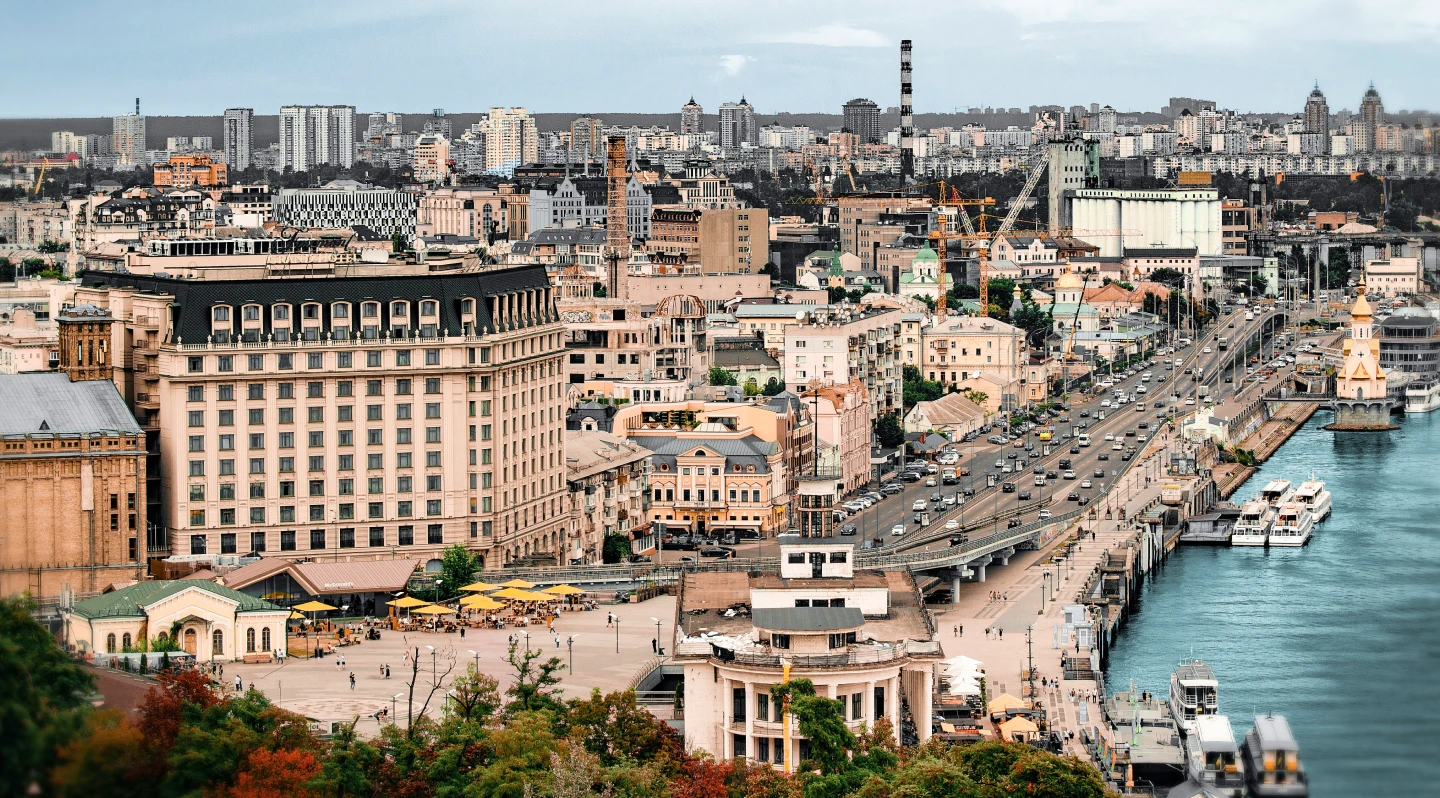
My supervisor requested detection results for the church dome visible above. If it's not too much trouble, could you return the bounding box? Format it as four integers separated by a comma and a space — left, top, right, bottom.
913, 242, 937, 262
1351, 282, 1373, 320
1055, 264, 1084, 291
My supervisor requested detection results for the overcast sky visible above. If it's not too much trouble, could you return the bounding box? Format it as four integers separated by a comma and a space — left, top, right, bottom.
4, 0, 1437, 118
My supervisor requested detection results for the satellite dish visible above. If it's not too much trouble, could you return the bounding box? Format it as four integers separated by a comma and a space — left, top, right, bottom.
795, 310, 806, 321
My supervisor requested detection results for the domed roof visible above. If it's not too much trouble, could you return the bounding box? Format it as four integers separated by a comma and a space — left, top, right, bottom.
1351, 282, 1372, 320
913, 242, 937, 262
1056, 263, 1084, 290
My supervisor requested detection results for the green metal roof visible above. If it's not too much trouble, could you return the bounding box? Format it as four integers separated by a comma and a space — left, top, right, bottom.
69, 579, 284, 619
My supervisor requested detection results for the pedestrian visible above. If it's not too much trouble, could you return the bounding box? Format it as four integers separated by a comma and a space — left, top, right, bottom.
402, 650, 409, 667
555, 636, 561, 649
999, 628, 1003, 640
349, 672, 356, 690
952, 625, 957, 637
460, 627, 465, 638
651, 638, 658, 653
959, 624, 964, 637
234, 675, 242, 693
380, 663, 385, 678
385, 664, 391, 679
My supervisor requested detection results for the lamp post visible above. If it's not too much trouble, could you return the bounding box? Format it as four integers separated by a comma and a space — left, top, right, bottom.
567, 635, 578, 674
522, 631, 530, 653
651, 616, 663, 656
467, 649, 479, 672
425, 644, 436, 682
392, 692, 404, 722
1039, 571, 1048, 614
615, 617, 621, 653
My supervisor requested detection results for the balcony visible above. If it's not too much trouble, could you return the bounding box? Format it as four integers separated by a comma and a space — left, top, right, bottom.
677, 640, 941, 669
135, 392, 158, 408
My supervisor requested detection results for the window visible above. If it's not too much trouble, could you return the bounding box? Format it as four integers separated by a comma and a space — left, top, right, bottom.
188, 435, 204, 452
281, 530, 296, 550
251, 531, 266, 552
397, 500, 413, 517
851, 693, 862, 721
190, 533, 206, 553
397, 428, 412, 444
396, 403, 411, 420
426, 475, 442, 492
338, 502, 354, 519
248, 354, 263, 370
368, 404, 384, 421
337, 381, 353, 398
368, 453, 384, 470
308, 430, 324, 447
398, 525, 414, 545
309, 479, 325, 496
188, 358, 204, 375
218, 409, 234, 426
278, 383, 294, 400
369, 527, 385, 547
771, 634, 790, 649
212, 630, 225, 656
250, 433, 265, 449
426, 500, 441, 516
220, 533, 236, 553
278, 432, 293, 448
278, 353, 293, 370
425, 349, 440, 365
396, 378, 412, 395
368, 502, 384, 519
338, 351, 353, 368
310, 529, 326, 549
366, 379, 382, 396
307, 353, 323, 369
397, 476, 412, 493
218, 356, 233, 373
340, 528, 355, 548
219, 434, 235, 451
425, 427, 441, 443
369, 477, 384, 494
248, 383, 264, 400
307, 382, 323, 399
280, 506, 295, 522
248, 408, 264, 425
396, 350, 411, 367
219, 483, 236, 501
188, 411, 204, 427
425, 402, 440, 419
787, 553, 805, 564
368, 429, 383, 445
338, 455, 354, 470
222, 459, 239, 475
829, 551, 848, 563
189, 484, 205, 501
732, 687, 747, 722
427, 523, 443, 544
250, 481, 266, 499
425, 377, 440, 394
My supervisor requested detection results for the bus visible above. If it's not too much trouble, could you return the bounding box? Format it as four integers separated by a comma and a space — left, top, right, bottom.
1217, 337, 1229, 351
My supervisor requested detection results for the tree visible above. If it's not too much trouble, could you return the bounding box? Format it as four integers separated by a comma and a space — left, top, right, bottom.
743, 378, 761, 397
875, 412, 905, 449
602, 532, 632, 564
400, 641, 456, 737
761, 377, 786, 396
445, 664, 501, 723
826, 286, 848, 304
1387, 196, 1420, 231
1149, 267, 1187, 288
962, 389, 988, 408
671, 755, 734, 798
227, 748, 323, 798
760, 262, 779, 278
437, 544, 479, 601
50, 710, 150, 798
769, 678, 855, 773
564, 689, 685, 768
0, 595, 95, 796
707, 366, 738, 387
549, 742, 604, 798
504, 642, 566, 714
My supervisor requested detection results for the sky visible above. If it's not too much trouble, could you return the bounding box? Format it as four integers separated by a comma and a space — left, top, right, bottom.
4, 0, 1438, 118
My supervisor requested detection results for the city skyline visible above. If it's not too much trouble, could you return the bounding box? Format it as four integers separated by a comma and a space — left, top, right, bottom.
3, 0, 1437, 118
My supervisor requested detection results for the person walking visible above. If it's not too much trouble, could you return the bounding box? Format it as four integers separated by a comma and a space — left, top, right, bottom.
234, 675, 242, 693
349, 672, 356, 690
651, 638, 658, 653
998, 628, 1003, 640
959, 625, 964, 637
385, 664, 391, 679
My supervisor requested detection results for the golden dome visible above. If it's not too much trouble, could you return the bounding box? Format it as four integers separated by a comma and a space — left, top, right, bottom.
1351, 281, 1372, 320
1056, 262, 1083, 290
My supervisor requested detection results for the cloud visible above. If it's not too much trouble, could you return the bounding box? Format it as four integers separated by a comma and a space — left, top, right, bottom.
717, 54, 752, 76
760, 24, 889, 48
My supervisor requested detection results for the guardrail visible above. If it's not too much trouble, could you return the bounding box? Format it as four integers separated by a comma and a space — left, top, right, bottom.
694, 640, 941, 669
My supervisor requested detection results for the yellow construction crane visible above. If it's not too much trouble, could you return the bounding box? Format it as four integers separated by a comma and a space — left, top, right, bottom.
31, 157, 50, 196
928, 182, 994, 318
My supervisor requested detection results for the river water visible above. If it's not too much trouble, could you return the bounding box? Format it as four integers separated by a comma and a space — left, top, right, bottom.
1107, 410, 1440, 797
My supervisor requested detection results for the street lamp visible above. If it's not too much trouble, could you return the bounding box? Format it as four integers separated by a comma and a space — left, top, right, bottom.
615, 617, 621, 653
651, 616, 663, 656
391, 692, 405, 722
1040, 571, 1049, 613
567, 634, 578, 674
425, 644, 436, 681
467, 649, 479, 672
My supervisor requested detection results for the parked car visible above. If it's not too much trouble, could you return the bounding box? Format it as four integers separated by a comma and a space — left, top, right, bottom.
701, 546, 735, 559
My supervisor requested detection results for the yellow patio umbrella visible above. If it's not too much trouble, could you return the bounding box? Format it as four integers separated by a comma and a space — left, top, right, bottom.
294, 600, 337, 612
288, 611, 305, 620
542, 584, 585, 595
460, 595, 504, 610
458, 581, 503, 593
387, 596, 431, 608
491, 587, 556, 602
999, 716, 1039, 739
499, 578, 537, 589
411, 605, 453, 615
987, 693, 1028, 715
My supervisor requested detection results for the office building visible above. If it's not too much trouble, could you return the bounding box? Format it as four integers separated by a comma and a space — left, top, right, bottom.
417, 187, 507, 241
72, 265, 569, 572
224, 108, 254, 171
842, 98, 882, 144
272, 181, 419, 238
278, 105, 357, 171
680, 97, 704, 135
413, 135, 450, 185
153, 154, 228, 189
783, 304, 902, 421
570, 117, 604, 159
719, 98, 757, 149
113, 111, 146, 168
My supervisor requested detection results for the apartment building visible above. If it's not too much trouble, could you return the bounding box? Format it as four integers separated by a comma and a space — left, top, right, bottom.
223, 108, 254, 171
646, 207, 769, 274
413, 135, 450, 185
670, 160, 741, 210
783, 305, 903, 422
278, 105, 357, 171
920, 315, 1028, 410
113, 113, 146, 168
153, 154, 228, 189
71, 265, 569, 572
528, 173, 653, 240
838, 195, 931, 258
811, 380, 871, 495
478, 107, 538, 172
718, 98, 757, 149
417, 187, 507, 240
272, 181, 418, 238
564, 429, 651, 563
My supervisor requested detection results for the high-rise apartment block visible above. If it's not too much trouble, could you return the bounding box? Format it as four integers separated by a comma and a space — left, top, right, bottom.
680, 97, 704, 135
365, 113, 403, 141
278, 105, 357, 172
842, 98, 882, 144
718, 98, 757, 149
413, 135, 451, 185
223, 108, 254, 171
569, 117, 604, 158
478, 107, 538, 173
113, 111, 146, 168
73, 266, 570, 572
1357, 83, 1384, 153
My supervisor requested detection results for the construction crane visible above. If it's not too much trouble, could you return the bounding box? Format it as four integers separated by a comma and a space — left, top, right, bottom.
31, 157, 50, 196
927, 181, 993, 320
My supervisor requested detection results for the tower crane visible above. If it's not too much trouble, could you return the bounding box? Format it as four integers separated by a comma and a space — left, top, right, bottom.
31, 157, 50, 196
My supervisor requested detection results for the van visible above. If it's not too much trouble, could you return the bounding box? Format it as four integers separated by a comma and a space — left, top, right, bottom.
1077, 433, 1091, 447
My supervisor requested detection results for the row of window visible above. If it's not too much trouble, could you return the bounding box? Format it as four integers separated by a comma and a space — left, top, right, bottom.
188, 402, 445, 427
188, 449, 450, 477
652, 488, 765, 503
188, 499, 445, 527
213, 299, 456, 323
186, 377, 442, 396
186, 426, 443, 452
188, 473, 444, 501
188, 350, 451, 375
188, 523, 449, 554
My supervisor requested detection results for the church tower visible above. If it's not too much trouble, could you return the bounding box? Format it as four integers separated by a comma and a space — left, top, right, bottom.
1330, 282, 1395, 430
57, 303, 115, 382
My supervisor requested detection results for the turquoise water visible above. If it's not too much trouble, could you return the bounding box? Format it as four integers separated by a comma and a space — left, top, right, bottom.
1107, 410, 1440, 797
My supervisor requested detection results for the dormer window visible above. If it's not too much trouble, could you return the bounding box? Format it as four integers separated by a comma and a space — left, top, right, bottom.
302, 303, 321, 320
273, 304, 291, 321
460, 299, 474, 315
361, 302, 379, 319
332, 303, 350, 319
391, 301, 409, 318
212, 306, 231, 323
420, 300, 438, 317
242, 305, 260, 321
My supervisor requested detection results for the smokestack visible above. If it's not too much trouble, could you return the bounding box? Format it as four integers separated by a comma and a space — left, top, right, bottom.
900, 39, 914, 181
605, 135, 630, 301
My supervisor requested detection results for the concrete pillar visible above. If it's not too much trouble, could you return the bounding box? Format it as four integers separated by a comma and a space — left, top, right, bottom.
865, 679, 876, 726
951, 572, 962, 604
998, 553, 1011, 565
975, 562, 987, 582
744, 680, 754, 761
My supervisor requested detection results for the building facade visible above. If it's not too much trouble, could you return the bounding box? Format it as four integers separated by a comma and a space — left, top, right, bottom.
112, 113, 146, 168
783, 305, 902, 422
72, 265, 569, 572
417, 187, 507, 241
223, 108, 254, 171
564, 429, 651, 563
154, 154, 229, 189
272, 181, 419, 238
278, 105, 357, 171
842, 98, 882, 145
719, 98, 758, 149
680, 98, 704, 135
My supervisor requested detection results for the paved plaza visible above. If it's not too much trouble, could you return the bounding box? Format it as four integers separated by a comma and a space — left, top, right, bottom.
227, 596, 679, 735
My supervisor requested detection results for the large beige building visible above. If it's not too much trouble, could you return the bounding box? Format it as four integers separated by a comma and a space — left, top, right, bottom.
1, 326, 147, 601
417, 186, 508, 240
71, 264, 568, 572
648, 207, 770, 274
782, 305, 903, 422
480, 107, 539, 171
413, 135, 451, 185
564, 429, 652, 563
920, 314, 1028, 409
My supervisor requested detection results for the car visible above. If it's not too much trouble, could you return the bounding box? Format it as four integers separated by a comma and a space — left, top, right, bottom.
960, 467, 971, 476
1080, 410, 1090, 418
950, 533, 971, 544
1007, 517, 1024, 528
1001, 464, 1013, 473
1101, 400, 1112, 408
1203, 346, 1212, 353
1058, 458, 1072, 468
1033, 464, 1046, 474
679, 555, 697, 563
995, 458, 1005, 468
945, 519, 960, 531
943, 494, 957, 507
843, 501, 864, 513
629, 554, 653, 563
1007, 451, 1018, 460
901, 471, 922, 482
925, 477, 938, 487
1184, 368, 1193, 375
839, 524, 858, 536
1121, 452, 1134, 461
1225, 376, 1233, 383
1018, 490, 1032, 500
863, 491, 882, 503
1070, 445, 1081, 454
926, 463, 939, 474
1097, 452, 1109, 461
1105, 432, 1115, 441
1079, 496, 1090, 506
1038, 509, 1053, 520
963, 487, 976, 497
911, 500, 927, 511
701, 546, 735, 559
1185, 397, 1196, 406
1063, 470, 1076, 480
930, 491, 944, 503
1095, 468, 1106, 478
1068, 491, 1080, 501
880, 484, 903, 495
1138, 422, 1149, 429
1081, 479, 1093, 489
1112, 441, 1124, 450
891, 524, 907, 536
1125, 429, 1136, 437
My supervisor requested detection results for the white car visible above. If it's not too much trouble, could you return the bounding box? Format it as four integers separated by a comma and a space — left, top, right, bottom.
1101, 400, 1112, 408
1203, 346, 1213, 353
1081, 479, 1093, 489
1137, 435, 1148, 443
1038, 509, 1053, 520
1185, 397, 1196, 406
912, 500, 927, 511
1112, 442, 1124, 450
1105, 433, 1115, 441
945, 519, 960, 530
891, 524, 906, 536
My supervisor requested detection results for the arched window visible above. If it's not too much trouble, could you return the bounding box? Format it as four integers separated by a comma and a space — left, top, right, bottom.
261, 627, 271, 651
246, 627, 256, 653
122, 632, 132, 650
106, 633, 116, 653
212, 629, 224, 656
420, 300, 438, 317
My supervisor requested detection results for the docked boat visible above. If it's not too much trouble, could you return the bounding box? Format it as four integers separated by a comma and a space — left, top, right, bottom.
1169, 661, 1219, 735
1258, 480, 1292, 508
1100, 685, 1187, 790
1268, 502, 1313, 547
1242, 715, 1308, 797
1231, 499, 1275, 547
1178, 715, 1246, 798
1290, 478, 1331, 523
1404, 377, 1440, 414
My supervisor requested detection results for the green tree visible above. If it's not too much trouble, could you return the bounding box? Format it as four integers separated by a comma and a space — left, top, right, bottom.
743, 378, 761, 397
602, 532, 633, 564
761, 377, 786, 396
564, 689, 684, 769
903, 374, 944, 409
827, 286, 848, 304
0, 595, 95, 797
707, 366, 738, 387
437, 544, 478, 600
446, 663, 501, 723
504, 642, 567, 714
962, 389, 988, 407
1387, 196, 1420, 231
875, 412, 904, 449
770, 678, 854, 773
1149, 267, 1187, 288
760, 262, 779, 278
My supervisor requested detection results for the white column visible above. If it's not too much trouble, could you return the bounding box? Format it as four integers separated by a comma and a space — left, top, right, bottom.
743, 681, 754, 761
889, 675, 900, 732
865, 679, 876, 725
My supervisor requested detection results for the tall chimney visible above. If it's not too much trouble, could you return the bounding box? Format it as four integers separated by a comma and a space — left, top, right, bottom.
900, 39, 914, 181
605, 135, 630, 301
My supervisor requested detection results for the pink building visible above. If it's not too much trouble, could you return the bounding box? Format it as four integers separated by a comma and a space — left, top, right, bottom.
811, 380, 871, 495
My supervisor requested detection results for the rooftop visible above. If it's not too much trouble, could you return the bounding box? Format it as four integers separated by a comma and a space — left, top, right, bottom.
68, 579, 282, 619
752, 606, 864, 633
0, 373, 142, 438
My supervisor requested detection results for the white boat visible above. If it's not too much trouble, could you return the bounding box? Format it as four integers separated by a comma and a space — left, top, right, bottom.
1231, 499, 1275, 547
1259, 480, 1292, 508
1268, 502, 1314, 547
1404, 378, 1440, 414
1181, 715, 1247, 797
1290, 477, 1331, 523
1170, 661, 1219, 735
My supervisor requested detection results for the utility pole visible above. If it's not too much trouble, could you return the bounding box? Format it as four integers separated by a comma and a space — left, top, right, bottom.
1026, 624, 1036, 699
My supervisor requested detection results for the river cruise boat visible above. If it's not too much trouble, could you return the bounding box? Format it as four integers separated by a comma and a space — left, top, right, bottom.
1181, 715, 1246, 797
1242, 715, 1308, 797
1290, 477, 1331, 523
1258, 479, 1292, 508
1231, 499, 1275, 547
1269, 502, 1314, 547
1404, 377, 1440, 414
1099, 685, 1186, 790
1169, 661, 1219, 735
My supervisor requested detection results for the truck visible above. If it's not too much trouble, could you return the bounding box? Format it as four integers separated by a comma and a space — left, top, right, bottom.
1217, 337, 1229, 351
941, 467, 957, 485
1197, 384, 1211, 402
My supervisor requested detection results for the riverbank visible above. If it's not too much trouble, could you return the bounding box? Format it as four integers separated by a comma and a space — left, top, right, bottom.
1213, 400, 1320, 498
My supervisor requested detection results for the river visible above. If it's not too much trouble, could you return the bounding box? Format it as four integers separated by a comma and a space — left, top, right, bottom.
1107, 409, 1440, 797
